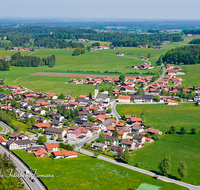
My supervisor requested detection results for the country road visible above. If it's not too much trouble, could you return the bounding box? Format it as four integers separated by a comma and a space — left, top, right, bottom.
80, 149, 200, 190
0, 145, 46, 190
0, 121, 13, 134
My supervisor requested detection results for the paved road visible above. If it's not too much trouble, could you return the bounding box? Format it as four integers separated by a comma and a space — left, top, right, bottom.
0, 145, 46, 190
76, 134, 99, 149
110, 101, 121, 122
144, 63, 165, 90
80, 149, 200, 190
0, 121, 13, 134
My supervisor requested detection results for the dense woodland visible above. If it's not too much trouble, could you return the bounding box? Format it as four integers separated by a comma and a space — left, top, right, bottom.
10, 52, 56, 67
111, 33, 183, 47
189, 38, 200, 44
162, 45, 200, 65
0, 26, 183, 49
182, 29, 200, 35
0, 59, 10, 71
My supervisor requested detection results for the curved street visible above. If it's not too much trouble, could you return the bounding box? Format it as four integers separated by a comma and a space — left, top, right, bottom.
0, 121, 13, 134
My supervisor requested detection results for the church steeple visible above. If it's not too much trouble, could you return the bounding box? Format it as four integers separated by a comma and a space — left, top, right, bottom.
94, 84, 98, 99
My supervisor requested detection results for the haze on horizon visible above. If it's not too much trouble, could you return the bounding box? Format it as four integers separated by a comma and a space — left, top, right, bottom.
1, 0, 200, 20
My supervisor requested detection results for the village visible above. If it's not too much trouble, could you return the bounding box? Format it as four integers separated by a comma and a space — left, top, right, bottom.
0, 63, 199, 161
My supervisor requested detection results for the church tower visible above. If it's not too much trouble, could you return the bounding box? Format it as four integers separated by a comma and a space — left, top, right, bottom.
94, 84, 98, 99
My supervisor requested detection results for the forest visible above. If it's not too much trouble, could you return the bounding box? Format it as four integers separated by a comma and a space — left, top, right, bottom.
0, 26, 183, 49
162, 45, 200, 65
10, 52, 56, 67
0, 59, 10, 71
182, 29, 200, 35
189, 38, 200, 44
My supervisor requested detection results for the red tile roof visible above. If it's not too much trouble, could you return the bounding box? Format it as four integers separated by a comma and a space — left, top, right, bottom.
45, 143, 59, 150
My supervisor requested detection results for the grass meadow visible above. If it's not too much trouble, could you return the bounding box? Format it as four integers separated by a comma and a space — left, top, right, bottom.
13, 150, 187, 190
116, 103, 200, 184
116, 103, 200, 132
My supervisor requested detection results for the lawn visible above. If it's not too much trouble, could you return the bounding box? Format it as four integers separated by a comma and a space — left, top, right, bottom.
0, 126, 2, 132
13, 150, 187, 190
129, 133, 200, 185
177, 64, 200, 88
116, 103, 200, 132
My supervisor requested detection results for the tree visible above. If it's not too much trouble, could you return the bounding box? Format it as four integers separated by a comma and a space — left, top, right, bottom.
147, 53, 151, 58
191, 128, 197, 134
119, 74, 125, 83
89, 92, 92, 100
112, 126, 119, 138
109, 140, 113, 146
51, 135, 54, 140
180, 126, 187, 135
169, 126, 176, 134
58, 93, 65, 99
121, 148, 130, 162
30, 116, 36, 125
57, 136, 62, 141
93, 151, 99, 158
98, 132, 106, 144
177, 161, 187, 180
136, 88, 145, 95
152, 133, 160, 141
158, 155, 172, 176
37, 135, 47, 144
106, 108, 112, 113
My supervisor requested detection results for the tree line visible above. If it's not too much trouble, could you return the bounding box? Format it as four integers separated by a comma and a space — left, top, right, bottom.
10, 52, 56, 67
111, 33, 183, 47
162, 45, 200, 65
189, 38, 200, 44
182, 29, 200, 35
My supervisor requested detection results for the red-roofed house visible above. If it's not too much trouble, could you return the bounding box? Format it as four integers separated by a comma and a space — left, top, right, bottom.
34, 148, 48, 157
52, 150, 77, 159
45, 143, 59, 153
118, 95, 130, 103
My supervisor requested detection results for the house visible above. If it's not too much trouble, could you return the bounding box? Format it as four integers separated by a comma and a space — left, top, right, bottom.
67, 128, 81, 140
132, 125, 144, 133
6, 139, 31, 150
9, 133, 31, 141
99, 119, 113, 131
148, 128, 162, 135
121, 139, 135, 150
116, 122, 125, 128
130, 94, 153, 103
91, 142, 107, 150
166, 100, 178, 105
105, 135, 117, 145
51, 121, 63, 128
45, 128, 67, 138
34, 148, 49, 157
32, 123, 51, 130
167, 64, 174, 70
110, 145, 124, 153
52, 150, 77, 159
79, 127, 92, 138
168, 70, 178, 75
118, 131, 127, 139
132, 135, 146, 143
26, 146, 42, 153
0, 135, 7, 145
45, 143, 59, 153
118, 95, 130, 103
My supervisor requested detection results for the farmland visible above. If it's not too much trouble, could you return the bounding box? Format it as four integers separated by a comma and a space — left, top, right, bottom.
116, 103, 200, 184
13, 150, 187, 190
116, 103, 200, 132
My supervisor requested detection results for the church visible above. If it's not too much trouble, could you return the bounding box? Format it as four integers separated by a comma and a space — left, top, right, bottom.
94, 84, 110, 104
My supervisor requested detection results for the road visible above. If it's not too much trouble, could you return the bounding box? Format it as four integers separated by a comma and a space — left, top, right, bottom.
76, 134, 99, 149
0, 121, 13, 134
144, 63, 165, 90
80, 149, 200, 190
110, 100, 121, 122
0, 145, 46, 190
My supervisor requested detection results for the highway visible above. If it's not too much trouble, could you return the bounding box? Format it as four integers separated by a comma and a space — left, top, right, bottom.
0, 121, 13, 134
0, 145, 46, 190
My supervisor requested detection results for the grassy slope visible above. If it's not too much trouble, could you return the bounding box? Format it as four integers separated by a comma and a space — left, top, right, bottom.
13, 150, 187, 190
130, 133, 200, 185
116, 103, 200, 132
116, 103, 200, 184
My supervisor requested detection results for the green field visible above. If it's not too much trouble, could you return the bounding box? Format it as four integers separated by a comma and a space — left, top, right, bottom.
13, 150, 187, 190
116, 103, 200, 132
177, 64, 200, 88
0, 35, 199, 96
0, 126, 2, 132
129, 133, 200, 185
116, 103, 200, 185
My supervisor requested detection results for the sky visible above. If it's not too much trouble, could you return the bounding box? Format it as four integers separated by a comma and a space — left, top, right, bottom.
1, 0, 200, 20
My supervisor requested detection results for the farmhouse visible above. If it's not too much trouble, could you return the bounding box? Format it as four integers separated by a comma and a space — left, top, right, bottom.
34, 148, 48, 157
118, 95, 130, 103
52, 150, 77, 159
45, 143, 59, 153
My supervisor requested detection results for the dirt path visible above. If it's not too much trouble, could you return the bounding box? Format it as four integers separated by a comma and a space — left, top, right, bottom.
31, 72, 122, 78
